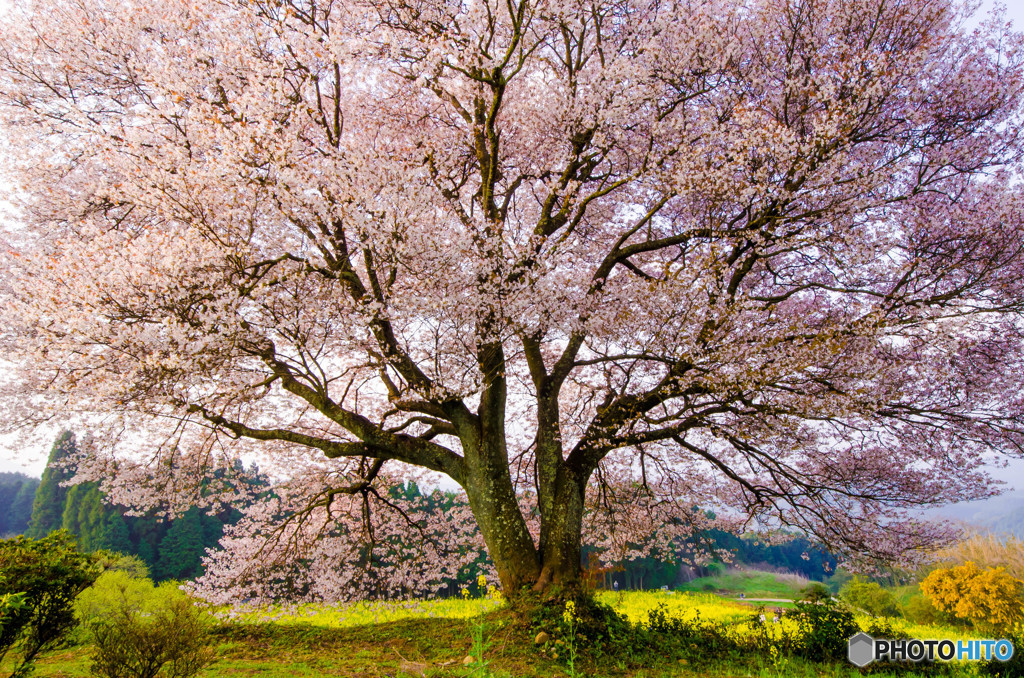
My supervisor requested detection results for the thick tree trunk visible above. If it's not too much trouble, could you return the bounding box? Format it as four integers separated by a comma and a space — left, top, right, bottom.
463, 454, 542, 594
462, 447, 587, 598
462, 340, 588, 599
532, 469, 586, 593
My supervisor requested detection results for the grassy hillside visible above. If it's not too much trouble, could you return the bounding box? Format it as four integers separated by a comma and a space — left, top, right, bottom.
4, 590, 993, 678
675, 567, 810, 599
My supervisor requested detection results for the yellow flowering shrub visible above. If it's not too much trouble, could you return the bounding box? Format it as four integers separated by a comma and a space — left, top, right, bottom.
920, 561, 1024, 634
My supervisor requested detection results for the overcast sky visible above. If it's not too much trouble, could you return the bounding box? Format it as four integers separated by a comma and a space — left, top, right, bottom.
2, 1, 1024, 504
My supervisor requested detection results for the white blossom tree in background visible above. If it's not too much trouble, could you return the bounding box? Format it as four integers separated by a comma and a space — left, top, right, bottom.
2, 0, 1024, 602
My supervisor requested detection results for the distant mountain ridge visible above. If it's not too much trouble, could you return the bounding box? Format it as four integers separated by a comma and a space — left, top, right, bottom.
930, 490, 1024, 537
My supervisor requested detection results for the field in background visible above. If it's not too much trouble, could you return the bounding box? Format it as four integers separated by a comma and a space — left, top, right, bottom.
674, 567, 811, 600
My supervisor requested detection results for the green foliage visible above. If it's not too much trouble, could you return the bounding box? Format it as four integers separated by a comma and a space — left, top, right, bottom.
62, 483, 107, 552
980, 624, 1024, 678
0, 530, 101, 678
0, 594, 27, 630
79, 571, 215, 678
0, 576, 28, 635
644, 603, 735, 656
607, 592, 861, 671
839, 578, 901, 617
25, 432, 76, 539
862, 616, 910, 640
787, 598, 858, 662
464, 614, 494, 677
93, 553, 151, 581
704, 561, 726, 578
527, 593, 635, 664
798, 582, 831, 603
825, 567, 854, 594
153, 509, 207, 582
901, 590, 953, 626
99, 516, 133, 555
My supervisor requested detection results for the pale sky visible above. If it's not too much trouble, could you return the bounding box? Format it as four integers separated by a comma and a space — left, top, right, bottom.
2, 0, 1024, 507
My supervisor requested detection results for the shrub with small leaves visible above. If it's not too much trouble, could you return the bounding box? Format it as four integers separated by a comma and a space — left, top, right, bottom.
80, 571, 215, 678
0, 587, 27, 635
798, 582, 832, 603
0, 531, 101, 678
789, 597, 859, 662
0, 572, 26, 626
840, 578, 901, 617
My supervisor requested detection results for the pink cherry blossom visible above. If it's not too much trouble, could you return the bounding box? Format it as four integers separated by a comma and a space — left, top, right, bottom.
1, 0, 1023, 600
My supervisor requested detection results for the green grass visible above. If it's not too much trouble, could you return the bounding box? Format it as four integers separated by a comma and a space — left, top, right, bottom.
6, 618, 967, 678
1, 590, 991, 678
674, 567, 811, 600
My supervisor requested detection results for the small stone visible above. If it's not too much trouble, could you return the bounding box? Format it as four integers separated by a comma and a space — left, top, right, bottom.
535, 630, 550, 644
678, 658, 688, 665
462, 655, 475, 666
398, 661, 429, 676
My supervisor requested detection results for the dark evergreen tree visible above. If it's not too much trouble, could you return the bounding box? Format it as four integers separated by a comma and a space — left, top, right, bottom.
153, 508, 206, 581
26, 431, 77, 538
61, 482, 106, 552
134, 538, 157, 573
199, 513, 224, 552
97, 514, 133, 554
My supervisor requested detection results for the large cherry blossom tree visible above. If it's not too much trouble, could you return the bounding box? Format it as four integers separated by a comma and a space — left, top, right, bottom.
2, 0, 1024, 600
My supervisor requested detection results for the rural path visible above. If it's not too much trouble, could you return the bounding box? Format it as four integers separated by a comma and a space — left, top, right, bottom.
730, 597, 793, 602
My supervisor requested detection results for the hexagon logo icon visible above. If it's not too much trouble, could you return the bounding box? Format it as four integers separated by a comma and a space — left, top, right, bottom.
848, 632, 875, 667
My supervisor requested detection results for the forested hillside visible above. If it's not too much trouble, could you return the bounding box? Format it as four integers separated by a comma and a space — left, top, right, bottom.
24, 432, 249, 581
0, 471, 38, 536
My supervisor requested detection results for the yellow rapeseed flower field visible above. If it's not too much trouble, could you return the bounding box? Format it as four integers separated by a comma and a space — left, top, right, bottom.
238, 588, 984, 648
239, 596, 502, 628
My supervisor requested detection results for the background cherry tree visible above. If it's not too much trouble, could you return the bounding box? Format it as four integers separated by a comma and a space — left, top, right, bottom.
2, 0, 1024, 601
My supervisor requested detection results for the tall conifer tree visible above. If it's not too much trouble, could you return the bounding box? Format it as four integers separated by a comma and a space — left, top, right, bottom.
154, 508, 206, 581
25, 432, 76, 538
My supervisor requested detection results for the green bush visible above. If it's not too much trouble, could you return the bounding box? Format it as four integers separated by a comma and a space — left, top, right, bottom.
527, 593, 637, 662
825, 567, 854, 594
0, 587, 27, 634
799, 582, 832, 603
93, 552, 151, 580
0, 531, 101, 678
902, 591, 954, 627
645, 603, 734, 656
704, 562, 726, 578
980, 624, 1024, 678
79, 571, 215, 678
863, 616, 910, 640
788, 597, 859, 662
840, 578, 901, 617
